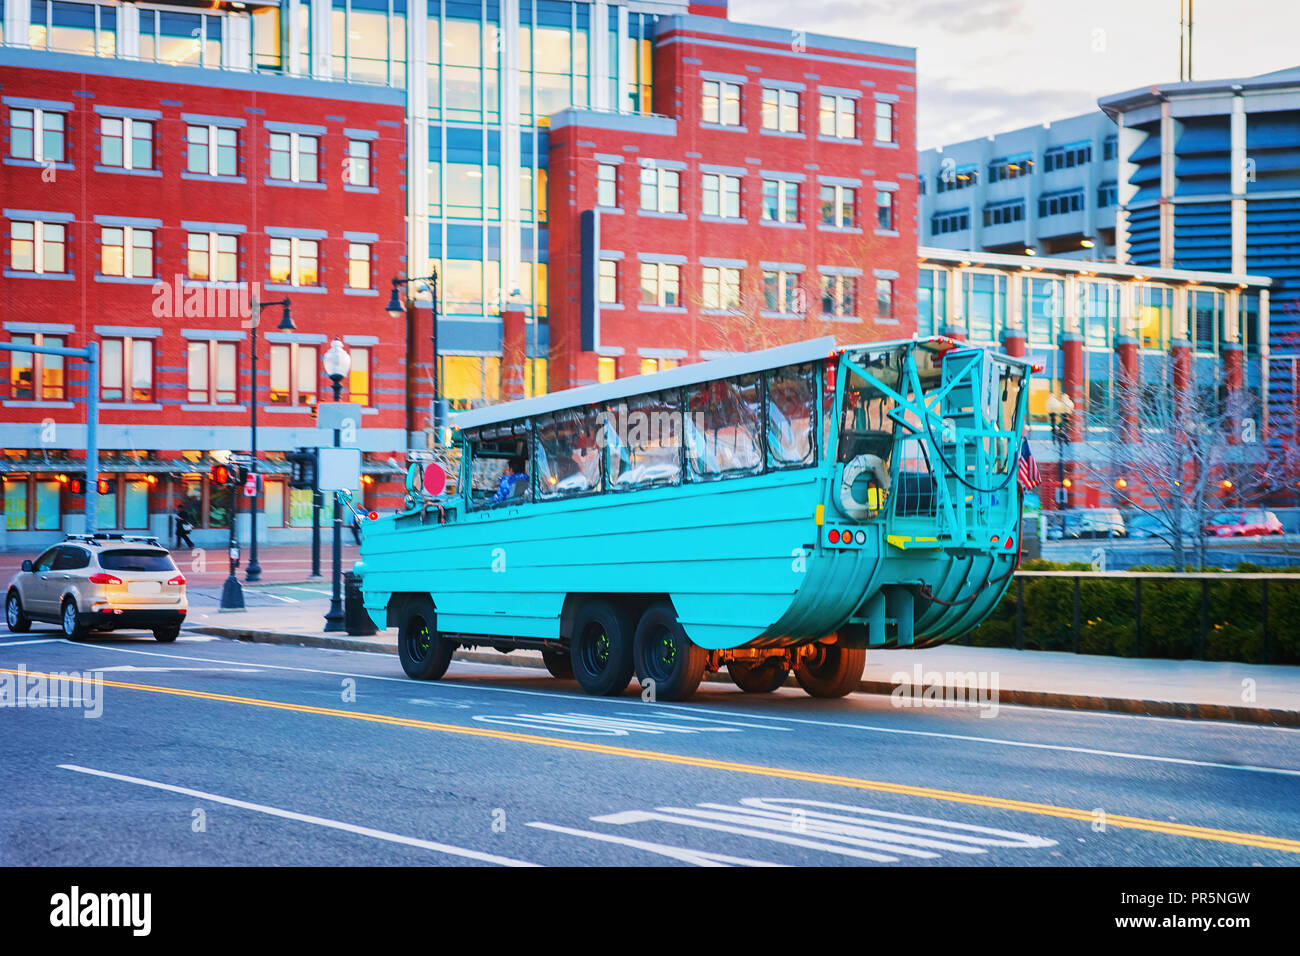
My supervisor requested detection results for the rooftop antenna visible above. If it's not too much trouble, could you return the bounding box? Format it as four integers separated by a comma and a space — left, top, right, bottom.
1179, 0, 1194, 82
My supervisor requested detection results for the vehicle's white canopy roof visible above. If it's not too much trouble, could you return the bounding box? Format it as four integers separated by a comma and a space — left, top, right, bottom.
452, 336, 845, 430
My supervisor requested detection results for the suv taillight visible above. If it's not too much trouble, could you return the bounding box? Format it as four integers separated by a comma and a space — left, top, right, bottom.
168, 574, 186, 586
88, 573, 123, 585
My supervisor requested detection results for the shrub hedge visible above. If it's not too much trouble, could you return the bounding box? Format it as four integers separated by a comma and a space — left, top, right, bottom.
964, 561, 1300, 664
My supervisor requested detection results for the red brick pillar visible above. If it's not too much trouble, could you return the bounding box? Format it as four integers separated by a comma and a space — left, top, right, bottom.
1061, 333, 1084, 442
500, 308, 527, 401
1171, 338, 1192, 423
1000, 329, 1026, 358
1222, 343, 1243, 443
1115, 335, 1139, 444
615, 353, 639, 379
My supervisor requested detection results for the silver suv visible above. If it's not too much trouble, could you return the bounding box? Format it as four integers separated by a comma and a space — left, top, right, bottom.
5, 534, 187, 642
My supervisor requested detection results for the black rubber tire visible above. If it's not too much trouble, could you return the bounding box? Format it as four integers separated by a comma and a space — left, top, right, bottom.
726, 658, 790, 694
794, 644, 866, 699
633, 602, 707, 702
60, 599, 88, 641
541, 647, 574, 679
397, 599, 455, 681
5, 591, 31, 633
153, 626, 180, 643
570, 599, 636, 696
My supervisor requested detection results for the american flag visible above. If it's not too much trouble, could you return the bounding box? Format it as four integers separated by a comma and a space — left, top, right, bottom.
1017, 439, 1041, 490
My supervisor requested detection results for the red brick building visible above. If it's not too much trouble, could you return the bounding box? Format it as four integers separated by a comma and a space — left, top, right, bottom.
542, 13, 918, 391
0, 51, 408, 546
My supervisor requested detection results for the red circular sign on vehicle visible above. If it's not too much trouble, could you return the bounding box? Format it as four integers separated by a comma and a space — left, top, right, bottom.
423, 462, 447, 497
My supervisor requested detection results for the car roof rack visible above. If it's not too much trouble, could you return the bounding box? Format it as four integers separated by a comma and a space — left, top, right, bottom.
64, 532, 163, 547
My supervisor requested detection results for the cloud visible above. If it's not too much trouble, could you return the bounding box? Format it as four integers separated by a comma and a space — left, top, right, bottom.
918, 79, 1102, 147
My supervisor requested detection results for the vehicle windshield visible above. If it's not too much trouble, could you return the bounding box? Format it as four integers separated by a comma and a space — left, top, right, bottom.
99, 550, 176, 572
1211, 512, 1244, 524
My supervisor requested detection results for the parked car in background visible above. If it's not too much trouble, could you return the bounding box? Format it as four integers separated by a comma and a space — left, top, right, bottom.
1127, 513, 1201, 540
5, 534, 187, 641
1045, 507, 1127, 539
1204, 510, 1285, 537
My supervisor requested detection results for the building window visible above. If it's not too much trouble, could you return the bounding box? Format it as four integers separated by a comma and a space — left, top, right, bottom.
702, 266, 741, 310
269, 343, 318, 406
346, 139, 371, 187
818, 184, 855, 228
982, 201, 1025, 227
596, 163, 618, 208
10, 220, 67, 274
640, 262, 681, 307
349, 347, 370, 406
347, 242, 371, 290
187, 232, 238, 282
10, 107, 65, 163
874, 100, 894, 143
7, 333, 64, 401
702, 173, 741, 219
1097, 182, 1118, 208
701, 80, 741, 126
186, 125, 238, 177
819, 94, 855, 139
599, 259, 619, 304
597, 357, 616, 383
1043, 143, 1092, 172
101, 337, 153, 403
931, 210, 970, 235
820, 274, 856, 318
269, 132, 319, 183
101, 226, 153, 279
876, 190, 895, 230
762, 179, 800, 223
935, 166, 978, 192
1103, 136, 1117, 161
761, 88, 799, 133
876, 278, 894, 319
187, 341, 238, 405
269, 237, 319, 286
100, 116, 152, 170
1038, 190, 1085, 217
763, 270, 801, 314
639, 166, 680, 213
988, 156, 1033, 182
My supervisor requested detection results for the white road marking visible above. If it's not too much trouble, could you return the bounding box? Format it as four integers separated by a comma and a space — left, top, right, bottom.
95, 666, 261, 674
0, 638, 63, 647
525, 822, 783, 867
472, 711, 745, 736
48, 640, 1300, 778
58, 764, 538, 867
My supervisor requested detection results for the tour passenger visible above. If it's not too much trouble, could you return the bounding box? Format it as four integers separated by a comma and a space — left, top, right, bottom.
491, 455, 530, 501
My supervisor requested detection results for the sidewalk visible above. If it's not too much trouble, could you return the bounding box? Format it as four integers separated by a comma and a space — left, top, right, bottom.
185, 603, 1300, 727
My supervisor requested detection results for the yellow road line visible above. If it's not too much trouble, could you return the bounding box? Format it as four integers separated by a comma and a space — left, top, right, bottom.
9, 666, 1298, 854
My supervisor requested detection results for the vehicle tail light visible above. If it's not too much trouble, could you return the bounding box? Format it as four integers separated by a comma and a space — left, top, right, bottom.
368, 510, 379, 521
1004, 537, 1015, 549
828, 529, 841, 544
88, 573, 123, 585
168, 574, 186, 586
990, 534, 1000, 544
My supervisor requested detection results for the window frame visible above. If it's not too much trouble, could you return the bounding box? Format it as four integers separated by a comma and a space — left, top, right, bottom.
873, 100, 894, 143
7, 332, 65, 401
100, 224, 154, 279
268, 235, 320, 287
762, 178, 801, 224
9, 107, 66, 163
99, 114, 153, 171
702, 172, 741, 219
186, 123, 239, 177
268, 130, 320, 184
100, 335, 155, 403
186, 231, 239, 282
268, 341, 319, 407
761, 87, 800, 133
639, 261, 681, 307
639, 165, 680, 214
9, 219, 68, 275
186, 339, 239, 405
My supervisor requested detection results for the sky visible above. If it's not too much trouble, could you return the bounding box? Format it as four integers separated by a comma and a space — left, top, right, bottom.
729, 0, 1300, 149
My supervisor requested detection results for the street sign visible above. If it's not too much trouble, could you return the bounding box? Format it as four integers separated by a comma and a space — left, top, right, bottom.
243, 473, 258, 498
318, 447, 362, 492
317, 402, 364, 437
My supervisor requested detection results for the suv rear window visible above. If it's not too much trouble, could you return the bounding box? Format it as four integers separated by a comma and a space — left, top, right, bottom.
99, 550, 177, 572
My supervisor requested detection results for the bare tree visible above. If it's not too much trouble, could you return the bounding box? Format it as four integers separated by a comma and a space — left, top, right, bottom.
1077, 357, 1287, 568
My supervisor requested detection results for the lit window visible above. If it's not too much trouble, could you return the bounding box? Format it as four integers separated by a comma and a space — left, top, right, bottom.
819, 185, 855, 228
268, 343, 318, 406
101, 226, 153, 279
349, 347, 370, 405
269, 236, 319, 287
347, 242, 371, 289
100, 337, 154, 403
702, 266, 741, 310
640, 262, 681, 307
269, 132, 319, 183
761, 179, 800, 223
187, 341, 239, 405
187, 232, 238, 282
596, 163, 618, 208
639, 165, 680, 213
874, 101, 894, 143
9, 108, 65, 163
8, 333, 64, 401
702, 173, 741, 219
702, 80, 742, 126
598, 259, 619, 304
9, 220, 67, 274
761, 88, 799, 132
818, 94, 855, 139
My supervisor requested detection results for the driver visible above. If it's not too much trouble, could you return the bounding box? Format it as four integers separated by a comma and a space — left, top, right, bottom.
491, 455, 530, 501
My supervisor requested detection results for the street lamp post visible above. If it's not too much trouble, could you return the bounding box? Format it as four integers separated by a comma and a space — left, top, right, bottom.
386, 272, 441, 437
1046, 392, 1075, 509
247, 298, 293, 583
322, 338, 351, 633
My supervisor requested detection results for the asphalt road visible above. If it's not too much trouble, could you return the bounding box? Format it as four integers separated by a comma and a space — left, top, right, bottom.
3, 631, 1299, 867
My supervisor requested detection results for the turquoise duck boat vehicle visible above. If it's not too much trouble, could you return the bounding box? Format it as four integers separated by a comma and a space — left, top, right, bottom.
356, 335, 1031, 701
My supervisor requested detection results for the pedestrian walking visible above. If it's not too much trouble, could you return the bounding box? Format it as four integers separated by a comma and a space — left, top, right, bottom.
174, 505, 195, 549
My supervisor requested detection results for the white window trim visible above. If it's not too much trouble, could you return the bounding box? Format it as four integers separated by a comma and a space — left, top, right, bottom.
187, 231, 239, 283
346, 241, 372, 290
702, 79, 742, 127
640, 167, 681, 214
762, 178, 801, 224
100, 335, 154, 402
820, 183, 856, 228
270, 131, 319, 184
761, 87, 800, 133
101, 225, 153, 279
11, 220, 67, 275
641, 262, 681, 307
597, 163, 620, 209
10, 107, 65, 163
598, 258, 620, 305
702, 172, 742, 219
7, 331, 65, 401
268, 341, 319, 408
101, 115, 152, 171
188, 123, 238, 177
187, 339, 239, 406
270, 236, 320, 288
702, 265, 742, 311
819, 94, 856, 139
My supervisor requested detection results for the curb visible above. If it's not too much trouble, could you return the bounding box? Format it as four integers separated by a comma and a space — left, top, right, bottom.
190, 625, 1300, 728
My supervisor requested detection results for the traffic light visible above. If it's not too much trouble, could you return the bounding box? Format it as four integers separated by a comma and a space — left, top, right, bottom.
67, 476, 85, 495
96, 478, 117, 495
210, 463, 231, 485
287, 448, 318, 490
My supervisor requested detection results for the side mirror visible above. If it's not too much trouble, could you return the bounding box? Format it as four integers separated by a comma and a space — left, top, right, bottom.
21, 560, 32, 572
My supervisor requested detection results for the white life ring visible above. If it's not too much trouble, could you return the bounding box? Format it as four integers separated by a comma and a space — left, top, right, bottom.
839, 454, 890, 520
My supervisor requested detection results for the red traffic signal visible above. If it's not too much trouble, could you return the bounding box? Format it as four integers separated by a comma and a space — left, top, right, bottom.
97, 478, 110, 495
67, 478, 84, 495
210, 463, 230, 485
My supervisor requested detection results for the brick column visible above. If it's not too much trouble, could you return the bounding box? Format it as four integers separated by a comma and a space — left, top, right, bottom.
1115, 335, 1139, 443
1061, 332, 1084, 442
1171, 337, 1192, 422
615, 353, 639, 379
1000, 329, 1026, 358
500, 308, 527, 401
1222, 342, 1243, 442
